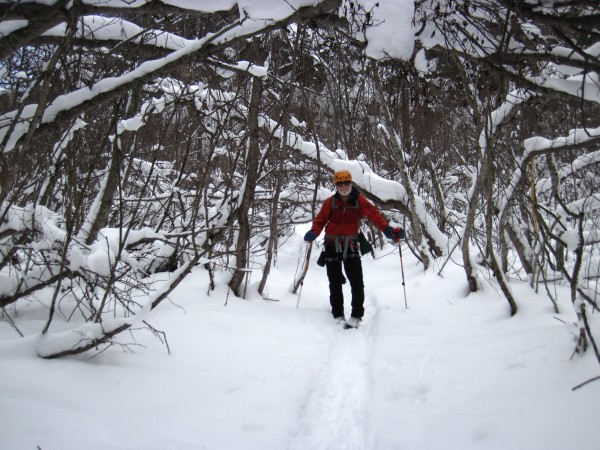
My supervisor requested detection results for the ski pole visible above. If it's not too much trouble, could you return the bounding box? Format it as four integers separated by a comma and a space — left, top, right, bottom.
398, 241, 408, 309
293, 241, 313, 307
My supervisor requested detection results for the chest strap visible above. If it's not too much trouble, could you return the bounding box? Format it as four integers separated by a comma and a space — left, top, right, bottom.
331, 196, 359, 213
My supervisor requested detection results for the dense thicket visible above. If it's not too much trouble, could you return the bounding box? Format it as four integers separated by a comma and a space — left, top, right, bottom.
0, 0, 598, 362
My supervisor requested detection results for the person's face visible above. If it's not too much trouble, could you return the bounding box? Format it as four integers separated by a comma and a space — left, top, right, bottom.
336, 180, 352, 196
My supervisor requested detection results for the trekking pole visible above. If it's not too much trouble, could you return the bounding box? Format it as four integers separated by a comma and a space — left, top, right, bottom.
293, 241, 313, 307
398, 241, 408, 309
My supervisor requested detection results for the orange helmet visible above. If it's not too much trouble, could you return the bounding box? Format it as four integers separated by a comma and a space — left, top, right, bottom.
333, 170, 352, 184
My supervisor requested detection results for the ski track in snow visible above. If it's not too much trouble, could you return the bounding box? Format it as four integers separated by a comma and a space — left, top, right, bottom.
289, 297, 378, 450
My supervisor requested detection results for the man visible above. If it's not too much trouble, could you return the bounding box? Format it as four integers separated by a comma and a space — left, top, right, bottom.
304, 170, 404, 328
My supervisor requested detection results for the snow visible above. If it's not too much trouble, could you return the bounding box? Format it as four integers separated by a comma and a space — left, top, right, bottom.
363, 0, 416, 60
45, 16, 192, 51
0, 1, 319, 154
524, 125, 600, 153
1, 225, 599, 450
37, 318, 132, 358
4, 0, 595, 156
413, 49, 429, 75
0, 1, 599, 448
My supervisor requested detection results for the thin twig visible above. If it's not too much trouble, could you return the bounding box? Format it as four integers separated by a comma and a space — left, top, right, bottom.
2, 307, 24, 337
572, 375, 600, 391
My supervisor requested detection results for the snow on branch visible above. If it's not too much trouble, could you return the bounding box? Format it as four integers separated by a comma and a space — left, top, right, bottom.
36, 255, 200, 359
44, 15, 191, 51
262, 115, 450, 253
536, 150, 600, 197
37, 318, 132, 359
479, 89, 532, 151
0, 0, 343, 154
525, 73, 600, 105
499, 126, 600, 217
524, 126, 600, 154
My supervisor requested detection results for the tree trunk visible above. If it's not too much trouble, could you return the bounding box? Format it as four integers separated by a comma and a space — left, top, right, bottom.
483, 139, 517, 315
229, 43, 265, 296
258, 174, 282, 296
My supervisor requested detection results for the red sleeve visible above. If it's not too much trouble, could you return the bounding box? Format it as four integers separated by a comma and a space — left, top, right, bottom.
358, 194, 389, 231
311, 197, 333, 236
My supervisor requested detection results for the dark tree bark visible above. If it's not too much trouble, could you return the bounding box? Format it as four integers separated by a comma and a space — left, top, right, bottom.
229, 40, 267, 296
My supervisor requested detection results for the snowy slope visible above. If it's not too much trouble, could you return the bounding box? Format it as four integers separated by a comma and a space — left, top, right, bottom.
0, 226, 599, 450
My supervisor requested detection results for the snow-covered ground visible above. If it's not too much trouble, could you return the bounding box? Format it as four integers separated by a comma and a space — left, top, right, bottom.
1, 225, 599, 450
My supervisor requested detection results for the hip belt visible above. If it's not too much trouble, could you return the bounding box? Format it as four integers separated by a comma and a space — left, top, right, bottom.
324, 234, 358, 259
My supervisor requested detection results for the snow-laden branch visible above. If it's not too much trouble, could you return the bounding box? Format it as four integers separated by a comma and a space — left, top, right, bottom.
479, 89, 532, 152
0, 0, 343, 154
38, 118, 88, 201
524, 126, 600, 154
499, 124, 600, 217
261, 115, 450, 253
536, 149, 600, 197
44, 15, 191, 51
416, 0, 600, 107
525, 72, 600, 105
37, 318, 132, 359
0, 21, 240, 153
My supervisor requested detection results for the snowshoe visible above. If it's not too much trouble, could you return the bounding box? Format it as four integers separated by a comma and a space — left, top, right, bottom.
334, 316, 346, 326
344, 317, 361, 329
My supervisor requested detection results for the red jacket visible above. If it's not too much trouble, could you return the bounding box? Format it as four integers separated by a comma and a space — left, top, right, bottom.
311, 188, 389, 239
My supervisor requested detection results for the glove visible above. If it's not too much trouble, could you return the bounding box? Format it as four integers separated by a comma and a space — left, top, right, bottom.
394, 227, 405, 240
384, 226, 405, 241
383, 226, 394, 240
304, 230, 317, 242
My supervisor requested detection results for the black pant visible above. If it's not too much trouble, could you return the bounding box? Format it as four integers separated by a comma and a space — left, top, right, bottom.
324, 244, 364, 319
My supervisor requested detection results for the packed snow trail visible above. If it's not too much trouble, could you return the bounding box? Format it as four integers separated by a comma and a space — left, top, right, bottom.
289, 298, 378, 450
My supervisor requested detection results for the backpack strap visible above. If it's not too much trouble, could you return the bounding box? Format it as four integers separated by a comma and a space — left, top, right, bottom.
329, 194, 360, 216
326, 195, 362, 259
